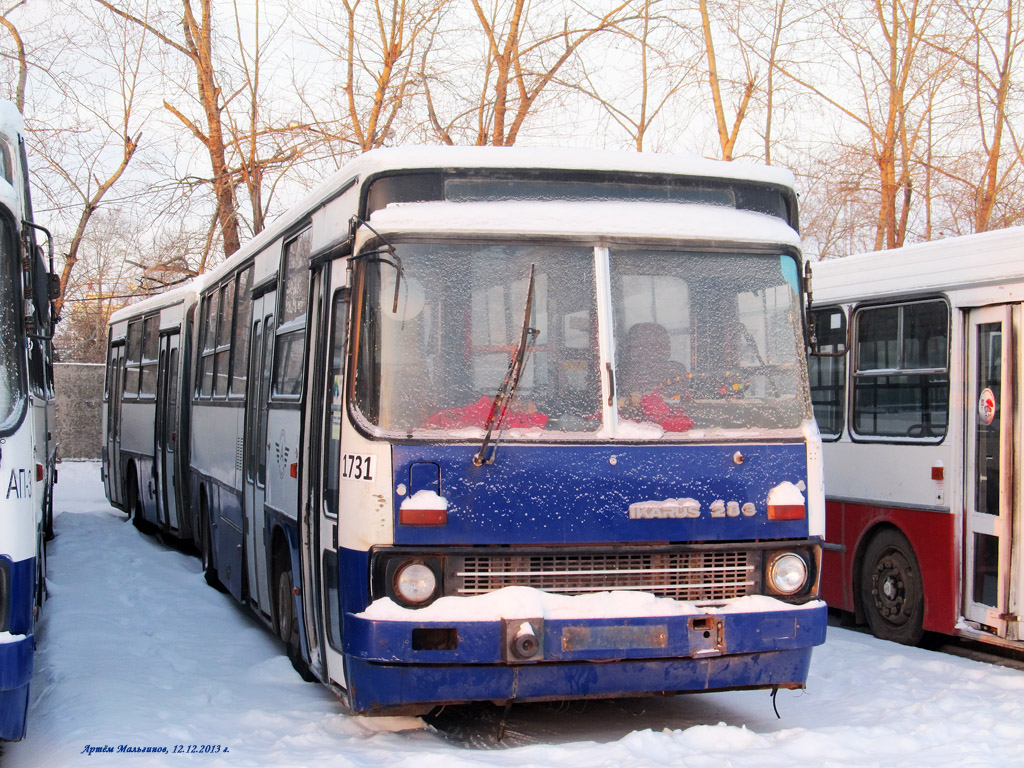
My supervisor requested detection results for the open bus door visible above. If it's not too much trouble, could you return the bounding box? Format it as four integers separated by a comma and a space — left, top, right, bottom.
964, 305, 1019, 638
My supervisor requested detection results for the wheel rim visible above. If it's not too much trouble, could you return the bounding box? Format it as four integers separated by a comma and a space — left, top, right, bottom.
869, 548, 915, 627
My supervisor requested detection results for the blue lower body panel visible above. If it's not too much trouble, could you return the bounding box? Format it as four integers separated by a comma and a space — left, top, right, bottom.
343, 601, 826, 714
0, 634, 33, 741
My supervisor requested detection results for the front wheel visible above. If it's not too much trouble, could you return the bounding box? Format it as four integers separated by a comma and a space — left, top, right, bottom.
860, 528, 924, 645
275, 565, 315, 682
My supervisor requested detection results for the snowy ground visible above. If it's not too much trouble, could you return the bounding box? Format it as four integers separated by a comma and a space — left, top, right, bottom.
7, 461, 1024, 767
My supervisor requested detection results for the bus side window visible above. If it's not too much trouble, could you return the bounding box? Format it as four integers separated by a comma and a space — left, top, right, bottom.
139, 315, 158, 397
230, 267, 253, 397
808, 307, 847, 439
197, 293, 218, 398
124, 319, 142, 398
852, 300, 948, 439
280, 229, 311, 326
213, 281, 235, 397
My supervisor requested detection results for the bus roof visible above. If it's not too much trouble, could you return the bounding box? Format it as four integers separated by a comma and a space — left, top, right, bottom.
343, 146, 796, 187
119, 146, 799, 306
108, 276, 204, 325
368, 199, 800, 249
811, 227, 1024, 305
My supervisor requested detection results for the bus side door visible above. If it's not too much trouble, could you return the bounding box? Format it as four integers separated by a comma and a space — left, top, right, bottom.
156, 331, 181, 532
965, 305, 1017, 637
300, 264, 349, 689
244, 292, 275, 619
106, 342, 125, 506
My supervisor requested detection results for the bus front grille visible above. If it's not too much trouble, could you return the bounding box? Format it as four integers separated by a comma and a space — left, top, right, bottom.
452, 550, 756, 603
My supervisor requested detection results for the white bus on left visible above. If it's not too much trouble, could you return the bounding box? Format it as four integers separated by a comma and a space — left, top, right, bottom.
0, 100, 57, 741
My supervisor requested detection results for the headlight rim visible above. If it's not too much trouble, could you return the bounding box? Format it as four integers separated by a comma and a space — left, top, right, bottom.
766, 551, 809, 596
391, 559, 440, 607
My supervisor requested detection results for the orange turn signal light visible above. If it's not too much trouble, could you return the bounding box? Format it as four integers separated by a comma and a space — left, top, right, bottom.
399, 507, 447, 526
768, 504, 805, 521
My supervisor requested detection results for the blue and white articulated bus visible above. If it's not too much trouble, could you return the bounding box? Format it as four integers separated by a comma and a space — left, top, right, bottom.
105, 147, 826, 715
0, 101, 57, 740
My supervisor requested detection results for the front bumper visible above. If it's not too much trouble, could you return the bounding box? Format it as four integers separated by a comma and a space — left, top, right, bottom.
0, 633, 33, 741
343, 599, 826, 714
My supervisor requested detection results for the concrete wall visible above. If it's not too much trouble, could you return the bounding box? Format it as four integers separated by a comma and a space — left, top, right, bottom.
54, 363, 105, 459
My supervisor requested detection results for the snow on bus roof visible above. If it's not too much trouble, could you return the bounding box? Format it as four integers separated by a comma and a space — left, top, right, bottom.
200, 146, 797, 280
0, 100, 23, 142
811, 226, 1024, 304
0, 102, 22, 217
368, 199, 800, 247
347, 145, 797, 187
108, 275, 205, 325
126, 147, 799, 302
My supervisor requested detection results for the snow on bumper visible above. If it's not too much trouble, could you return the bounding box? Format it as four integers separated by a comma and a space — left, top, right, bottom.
347, 593, 825, 664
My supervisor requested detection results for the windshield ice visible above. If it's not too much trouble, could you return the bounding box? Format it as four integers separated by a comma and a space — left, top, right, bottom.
353, 240, 809, 440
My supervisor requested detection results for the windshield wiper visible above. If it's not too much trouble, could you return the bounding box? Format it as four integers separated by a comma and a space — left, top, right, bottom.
473, 264, 539, 466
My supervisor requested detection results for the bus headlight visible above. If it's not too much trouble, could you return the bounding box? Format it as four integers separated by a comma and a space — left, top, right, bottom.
393, 561, 438, 606
767, 552, 808, 596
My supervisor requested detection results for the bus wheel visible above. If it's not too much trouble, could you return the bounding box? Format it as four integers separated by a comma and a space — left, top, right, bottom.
275, 565, 314, 682
43, 479, 54, 542
860, 529, 924, 645
127, 470, 145, 531
199, 503, 225, 592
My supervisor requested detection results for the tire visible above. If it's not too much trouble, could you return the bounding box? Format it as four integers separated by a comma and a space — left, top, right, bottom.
199, 503, 225, 592
276, 564, 315, 682
127, 471, 145, 531
860, 528, 924, 645
43, 478, 54, 542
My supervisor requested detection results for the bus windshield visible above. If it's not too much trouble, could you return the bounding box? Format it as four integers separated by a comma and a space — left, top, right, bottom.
353, 240, 809, 439
0, 216, 23, 432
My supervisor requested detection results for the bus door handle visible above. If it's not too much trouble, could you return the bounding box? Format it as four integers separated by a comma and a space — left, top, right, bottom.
605, 363, 615, 406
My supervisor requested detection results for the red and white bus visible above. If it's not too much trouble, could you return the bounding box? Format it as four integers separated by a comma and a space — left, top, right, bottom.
810, 227, 1024, 647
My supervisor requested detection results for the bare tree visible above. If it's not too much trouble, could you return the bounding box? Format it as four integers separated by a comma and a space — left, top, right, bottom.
422, 0, 634, 146
0, 2, 27, 111
779, 0, 955, 250
95, 0, 243, 259
294, 0, 446, 162
573, 0, 696, 152
936, 0, 1024, 232
224, 0, 318, 236
699, 0, 755, 160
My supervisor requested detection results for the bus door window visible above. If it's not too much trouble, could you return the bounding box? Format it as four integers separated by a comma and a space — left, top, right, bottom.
322, 289, 348, 653
257, 317, 275, 488
964, 305, 1014, 634
973, 320, 1004, 607
324, 291, 348, 519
